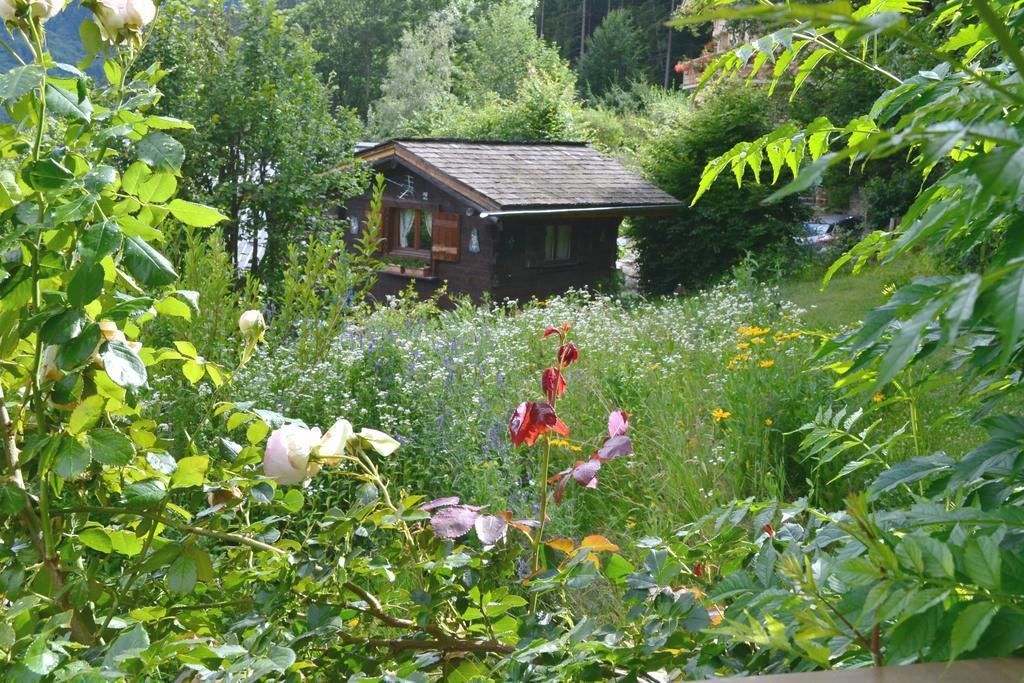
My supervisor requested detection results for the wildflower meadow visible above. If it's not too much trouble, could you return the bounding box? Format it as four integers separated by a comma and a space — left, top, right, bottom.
221, 284, 831, 540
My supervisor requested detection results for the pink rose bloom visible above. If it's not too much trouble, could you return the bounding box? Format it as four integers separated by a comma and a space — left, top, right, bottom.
263, 424, 322, 486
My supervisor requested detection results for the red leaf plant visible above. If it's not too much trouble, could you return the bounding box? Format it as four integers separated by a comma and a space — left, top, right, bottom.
509, 400, 568, 446
516, 323, 633, 591
422, 321, 634, 606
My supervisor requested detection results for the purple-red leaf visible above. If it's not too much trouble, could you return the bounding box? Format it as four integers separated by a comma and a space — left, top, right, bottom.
430, 505, 479, 539
608, 410, 629, 438
421, 496, 460, 511
598, 435, 633, 460
572, 459, 601, 486
554, 473, 570, 505
474, 514, 508, 545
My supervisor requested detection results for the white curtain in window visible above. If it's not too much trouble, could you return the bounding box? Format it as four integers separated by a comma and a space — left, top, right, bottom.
420, 212, 432, 249
398, 209, 416, 248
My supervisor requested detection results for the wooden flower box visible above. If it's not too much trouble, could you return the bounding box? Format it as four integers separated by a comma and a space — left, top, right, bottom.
383, 262, 432, 278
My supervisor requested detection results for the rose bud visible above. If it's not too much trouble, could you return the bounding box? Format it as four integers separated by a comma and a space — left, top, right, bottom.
88, 0, 155, 43
207, 486, 243, 509
263, 424, 323, 486
238, 309, 267, 341
557, 342, 578, 366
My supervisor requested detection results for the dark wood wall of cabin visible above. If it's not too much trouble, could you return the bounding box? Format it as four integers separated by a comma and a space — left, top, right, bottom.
339, 162, 623, 304
339, 165, 497, 304
492, 217, 620, 302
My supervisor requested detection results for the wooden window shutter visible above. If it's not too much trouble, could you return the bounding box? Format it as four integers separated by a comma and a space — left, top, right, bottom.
431, 212, 460, 262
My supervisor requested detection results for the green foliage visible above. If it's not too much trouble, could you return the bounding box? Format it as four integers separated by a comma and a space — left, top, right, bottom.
272, 176, 385, 363
455, 0, 563, 102
675, 0, 1024, 669
632, 84, 808, 294
578, 9, 648, 98
289, 0, 447, 115
366, 13, 456, 138
434, 60, 591, 141
144, 0, 365, 282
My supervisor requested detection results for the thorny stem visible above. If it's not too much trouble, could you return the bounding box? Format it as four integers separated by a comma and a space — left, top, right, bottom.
350, 449, 419, 553
339, 582, 514, 655
56, 506, 287, 555
26, 18, 47, 162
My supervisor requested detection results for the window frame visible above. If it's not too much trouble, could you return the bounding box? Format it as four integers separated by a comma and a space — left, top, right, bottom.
389, 207, 434, 258
544, 224, 573, 263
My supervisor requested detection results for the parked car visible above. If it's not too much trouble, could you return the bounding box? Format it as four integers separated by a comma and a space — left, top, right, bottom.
797, 214, 863, 247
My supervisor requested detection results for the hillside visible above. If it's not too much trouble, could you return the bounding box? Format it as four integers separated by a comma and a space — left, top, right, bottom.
0, 5, 89, 71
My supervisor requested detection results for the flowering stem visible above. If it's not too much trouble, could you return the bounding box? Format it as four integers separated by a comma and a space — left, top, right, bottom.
26, 18, 47, 162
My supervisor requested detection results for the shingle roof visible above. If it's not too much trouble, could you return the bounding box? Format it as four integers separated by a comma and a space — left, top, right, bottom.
358, 139, 680, 212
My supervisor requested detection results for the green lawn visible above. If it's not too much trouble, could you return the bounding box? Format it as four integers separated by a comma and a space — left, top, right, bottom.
779, 251, 943, 331
779, 250, 994, 464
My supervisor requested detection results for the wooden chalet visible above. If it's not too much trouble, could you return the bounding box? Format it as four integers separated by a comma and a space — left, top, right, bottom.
341, 139, 681, 303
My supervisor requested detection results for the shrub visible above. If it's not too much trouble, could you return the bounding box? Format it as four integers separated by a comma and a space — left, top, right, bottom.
632, 84, 809, 294
432, 62, 591, 142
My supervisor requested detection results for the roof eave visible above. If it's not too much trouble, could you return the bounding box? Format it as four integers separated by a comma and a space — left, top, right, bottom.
479, 204, 683, 219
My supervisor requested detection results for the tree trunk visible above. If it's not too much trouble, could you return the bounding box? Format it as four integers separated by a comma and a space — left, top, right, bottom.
663, 0, 675, 89
579, 0, 587, 60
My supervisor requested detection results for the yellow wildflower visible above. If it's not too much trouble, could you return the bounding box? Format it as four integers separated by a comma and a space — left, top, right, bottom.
774, 331, 802, 342
736, 342, 750, 350
759, 359, 775, 368
872, 392, 884, 403
569, 445, 582, 453
765, 418, 774, 426
711, 408, 731, 422
750, 336, 766, 345
738, 325, 771, 336
649, 363, 661, 371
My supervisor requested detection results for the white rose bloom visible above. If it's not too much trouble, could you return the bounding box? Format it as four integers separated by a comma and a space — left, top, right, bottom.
92, 0, 126, 38
263, 424, 322, 486
122, 0, 154, 27
317, 418, 354, 458
30, 0, 63, 20
0, 0, 18, 22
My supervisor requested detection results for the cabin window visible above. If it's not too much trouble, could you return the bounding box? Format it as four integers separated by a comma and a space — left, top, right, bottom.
544, 225, 572, 261
391, 209, 433, 253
